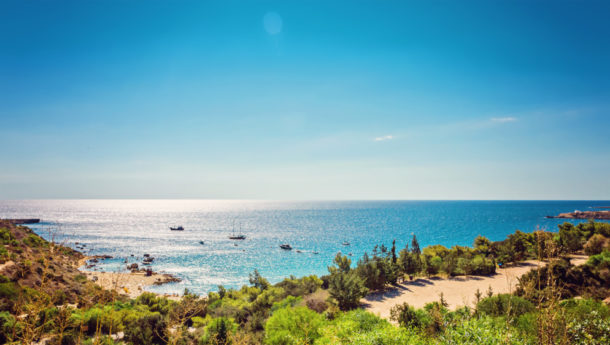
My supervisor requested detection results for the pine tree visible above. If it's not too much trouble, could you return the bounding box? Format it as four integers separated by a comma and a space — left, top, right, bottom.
328, 253, 368, 310
411, 234, 421, 255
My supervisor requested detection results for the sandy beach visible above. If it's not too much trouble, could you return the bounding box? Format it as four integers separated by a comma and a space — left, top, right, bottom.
83, 270, 181, 299
77, 256, 181, 299
363, 255, 588, 319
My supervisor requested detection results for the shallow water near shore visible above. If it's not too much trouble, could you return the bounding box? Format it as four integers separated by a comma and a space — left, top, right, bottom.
1, 200, 608, 295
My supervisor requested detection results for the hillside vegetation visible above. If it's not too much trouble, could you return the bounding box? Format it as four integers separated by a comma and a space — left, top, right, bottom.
0, 220, 608, 344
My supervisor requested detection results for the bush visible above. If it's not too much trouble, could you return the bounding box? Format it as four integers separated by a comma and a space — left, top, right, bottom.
0, 282, 18, 299
470, 255, 496, 275
561, 298, 610, 345
305, 296, 327, 313
584, 234, 609, 256
477, 294, 534, 318
0, 228, 15, 245
390, 302, 422, 329
123, 313, 167, 345
276, 275, 322, 296
0, 311, 16, 344
264, 307, 324, 345
22, 234, 47, 248
200, 317, 237, 345
316, 309, 428, 344
270, 295, 302, 312
586, 250, 610, 271
440, 315, 529, 345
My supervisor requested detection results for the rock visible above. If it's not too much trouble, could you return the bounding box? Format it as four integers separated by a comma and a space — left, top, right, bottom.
547, 210, 610, 220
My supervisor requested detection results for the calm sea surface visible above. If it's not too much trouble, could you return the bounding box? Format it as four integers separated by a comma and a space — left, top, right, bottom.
1, 200, 608, 295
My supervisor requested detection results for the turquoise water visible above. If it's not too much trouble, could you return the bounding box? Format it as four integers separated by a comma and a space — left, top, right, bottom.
1, 200, 608, 295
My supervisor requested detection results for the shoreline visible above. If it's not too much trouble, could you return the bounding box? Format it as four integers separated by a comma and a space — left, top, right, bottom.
77, 255, 182, 299
362, 254, 588, 319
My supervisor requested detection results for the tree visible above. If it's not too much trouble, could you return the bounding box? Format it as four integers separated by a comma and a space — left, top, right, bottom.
474, 235, 492, 256
356, 253, 385, 290
249, 269, 270, 290
411, 234, 421, 255
558, 223, 582, 253
328, 253, 368, 310
398, 248, 420, 278
423, 255, 441, 277
328, 270, 368, 310
332, 252, 352, 273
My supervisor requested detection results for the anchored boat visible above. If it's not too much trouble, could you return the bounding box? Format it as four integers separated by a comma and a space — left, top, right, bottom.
228, 221, 246, 240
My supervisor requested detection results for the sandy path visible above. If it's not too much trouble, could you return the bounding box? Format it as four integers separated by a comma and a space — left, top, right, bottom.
363, 255, 588, 319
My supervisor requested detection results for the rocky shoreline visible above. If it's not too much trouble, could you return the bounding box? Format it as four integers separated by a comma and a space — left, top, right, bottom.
546, 210, 610, 220
77, 253, 182, 298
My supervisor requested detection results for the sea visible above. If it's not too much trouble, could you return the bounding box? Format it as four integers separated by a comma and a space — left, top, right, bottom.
1, 200, 608, 295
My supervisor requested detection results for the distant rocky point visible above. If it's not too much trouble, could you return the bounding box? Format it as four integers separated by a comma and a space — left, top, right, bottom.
1, 218, 41, 224
546, 210, 610, 220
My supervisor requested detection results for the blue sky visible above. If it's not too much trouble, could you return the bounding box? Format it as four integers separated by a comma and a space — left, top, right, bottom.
1, 0, 609, 199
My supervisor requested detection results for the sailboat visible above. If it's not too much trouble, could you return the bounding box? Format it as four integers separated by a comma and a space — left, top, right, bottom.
228, 221, 246, 240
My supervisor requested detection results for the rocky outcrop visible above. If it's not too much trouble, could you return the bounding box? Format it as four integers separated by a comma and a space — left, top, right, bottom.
547, 210, 610, 220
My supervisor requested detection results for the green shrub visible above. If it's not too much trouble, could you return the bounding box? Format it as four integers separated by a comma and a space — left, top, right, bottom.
22, 234, 47, 248
200, 317, 237, 345
0, 282, 18, 299
317, 311, 428, 345
440, 316, 529, 345
0, 228, 15, 245
276, 275, 322, 296
270, 295, 302, 312
123, 312, 167, 345
470, 255, 496, 275
477, 294, 534, 318
264, 306, 324, 345
390, 302, 422, 329
584, 234, 609, 256
586, 250, 610, 271
560, 298, 610, 345
0, 311, 16, 344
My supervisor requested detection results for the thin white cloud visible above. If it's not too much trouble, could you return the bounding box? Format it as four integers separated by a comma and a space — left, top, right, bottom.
491, 117, 517, 123
374, 135, 393, 142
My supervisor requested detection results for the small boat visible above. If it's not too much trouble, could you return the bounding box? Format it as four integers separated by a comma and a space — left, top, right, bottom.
170, 226, 184, 231
199, 240, 205, 245
342, 241, 350, 246
280, 244, 292, 250
312, 251, 319, 255
296, 250, 302, 253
